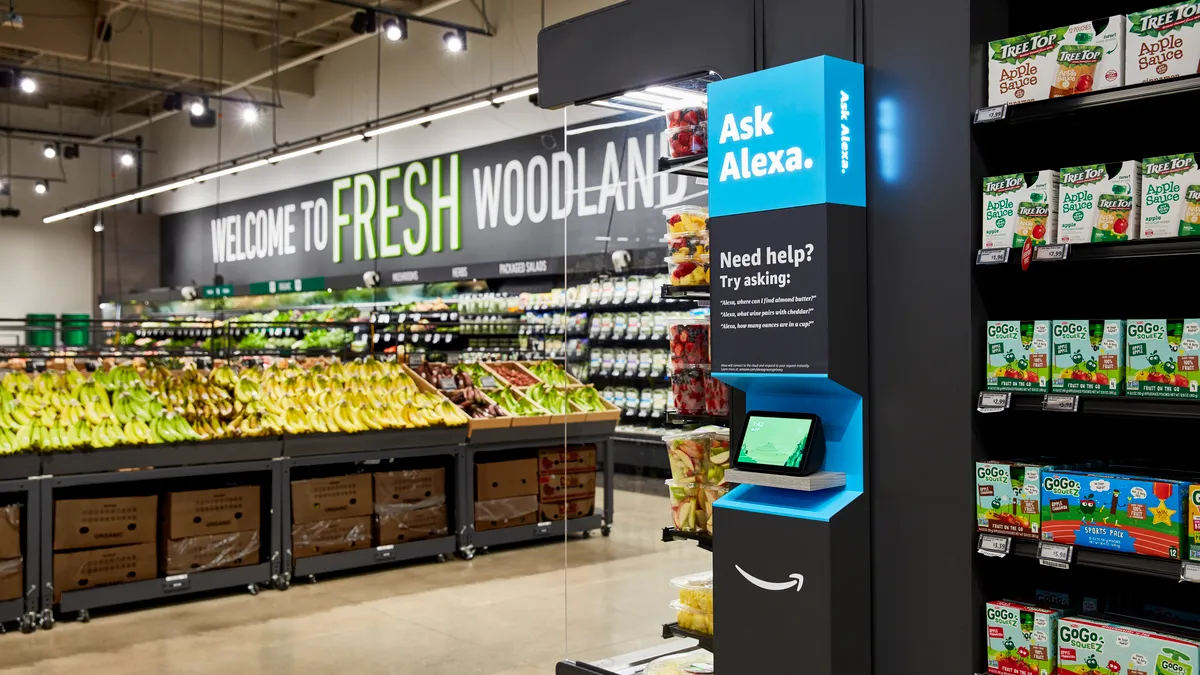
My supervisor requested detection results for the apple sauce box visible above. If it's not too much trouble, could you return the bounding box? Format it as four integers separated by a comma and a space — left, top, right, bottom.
1125, 319, 1200, 400
986, 320, 1051, 393
986, 601, 1060, 675
1051, 320, 1125, 396
983, 171, 1060, 249
988, 17, 1124, 106
977, 462, 1044, 539
1058, 162, 1141, 243
1127, 2, 1200, 85
1040, 470, 1187, 560
1057, 616, 1200, 675
1142, 154, 1200, 239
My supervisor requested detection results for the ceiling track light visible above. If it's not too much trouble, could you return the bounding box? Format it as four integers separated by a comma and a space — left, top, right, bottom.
350, 10, 376, 35
119, 151, 135, 168
241, 105, 260, 124
383, 17, 407, 42
18, 75, 35, 94
33, 180, 48, 195
42, 143, 57, 160
443, 28, 466, 53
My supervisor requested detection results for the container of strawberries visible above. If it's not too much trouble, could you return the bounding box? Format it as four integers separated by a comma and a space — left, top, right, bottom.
669, 319, 710, 366
667, 124, 707, 159
667, 106, 707, 129
671, 364, 709, 415
705, 375, 731, 416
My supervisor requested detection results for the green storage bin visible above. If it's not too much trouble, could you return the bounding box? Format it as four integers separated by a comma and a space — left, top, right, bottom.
26, 313, 55, 347
61, 314, 91, 347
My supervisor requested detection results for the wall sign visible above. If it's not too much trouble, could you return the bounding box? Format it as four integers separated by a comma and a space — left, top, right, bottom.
708, 55, 865, 217
161, 117, 702, 287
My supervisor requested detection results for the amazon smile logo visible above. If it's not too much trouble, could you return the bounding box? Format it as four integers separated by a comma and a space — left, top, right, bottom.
735, 565, 805, 592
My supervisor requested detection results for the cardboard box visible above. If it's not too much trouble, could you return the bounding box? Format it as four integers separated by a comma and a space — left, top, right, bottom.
476, 459, 537, 500
988, 16, 1124, 106
0, 558, 21, 601
537, 446, 597, 475
163, 486, 260, 539
374, 468, 446, 504
985, 601, 1061, 675
1126, 319, 1200, 399
540, 497, 595, 522
538, 470, 597, 502
1041, 470, 1187, 559
375, 502, 449, 544
291, 515, 371, 558
1051, 320, 1125, 396
474, 496, 538, 531
291, 475, 372, 524
53, 543, 156, 601
1058, 161, 1141, 243
162, 530, 260, 575
0, 505, 20, 560
1128, 3, 1200, 85
982, 171, 1059, 249
985, 320, 1051, 393
54, 496, 157, 551
976, 462, 1045, 540
1058, 616, 1200, 675
1142, 154, 1200, 239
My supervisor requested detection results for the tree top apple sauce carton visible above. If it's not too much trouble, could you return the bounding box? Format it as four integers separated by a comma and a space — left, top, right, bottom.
987, 320, 1051, 393
1051, 320, 1125, 396
1058, 162, 1141, 243
989, 17, 1124, 106
1128, 1, 1200, 85
978, 462, 1045, 540
984, 172, 1059, 249
1142, 155, 1200, 239
1041, 470, 1187, 560
986, 600, 1061, 675
1057, 616, 1200, 675
1126, 319, 1200, 399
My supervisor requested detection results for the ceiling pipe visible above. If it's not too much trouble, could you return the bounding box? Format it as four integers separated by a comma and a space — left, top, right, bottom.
90, 0, 470, 143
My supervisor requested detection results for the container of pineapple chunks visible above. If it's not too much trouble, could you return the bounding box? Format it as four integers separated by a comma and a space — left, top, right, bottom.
671, 571, 714, 615
671, 600, 714, 636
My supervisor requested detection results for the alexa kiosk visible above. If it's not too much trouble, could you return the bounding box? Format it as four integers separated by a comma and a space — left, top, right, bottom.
708, 56, 870, 674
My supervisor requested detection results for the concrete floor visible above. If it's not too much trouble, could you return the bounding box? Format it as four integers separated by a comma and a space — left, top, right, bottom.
0, 487, 709, 674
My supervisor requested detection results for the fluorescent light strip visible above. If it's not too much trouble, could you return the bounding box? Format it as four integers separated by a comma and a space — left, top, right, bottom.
591, 100, 662, 115
566, 112, 664, 136
42, 179, 197, 224
195, 159, 270, 182
492, 86, 539, 104
620, 90, 681, 107
268, 135, 365, 163
131, 178, 197, 200
365, 100, 493, 138
646, 85, 707, 105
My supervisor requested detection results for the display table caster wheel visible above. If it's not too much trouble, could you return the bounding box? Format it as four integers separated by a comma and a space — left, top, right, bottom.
478, 546, 490, 555
77, 609, 89, 624
247, 584, 259, 597
436, 554, 448, 563
273, 573, 291, 591
456, 548, 475, 561
20, 612, 36, 634
306, 575, 317, 584
581, 530, 592, 538
39, 609, 54, 630
601, 525, 612, 537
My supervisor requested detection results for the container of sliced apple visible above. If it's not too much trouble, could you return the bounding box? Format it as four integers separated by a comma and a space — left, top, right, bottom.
666, 479, 704, 533
663, 428, 709, 482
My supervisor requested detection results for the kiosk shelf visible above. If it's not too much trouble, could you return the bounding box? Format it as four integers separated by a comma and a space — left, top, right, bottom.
662, 527, 713, 552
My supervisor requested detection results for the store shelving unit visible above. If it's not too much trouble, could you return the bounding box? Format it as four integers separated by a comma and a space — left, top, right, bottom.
661, 527, 713, 552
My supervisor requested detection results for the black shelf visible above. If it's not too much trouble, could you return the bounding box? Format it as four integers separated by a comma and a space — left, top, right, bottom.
662, 527, 713, 552
292, 536, 455, 577
667, 411, 727, 426
998, 393, 1200, 419
977, 238, 1200, 266
57, 562, 273, 613
1001, 539, 1185, 582
661, 622, 713, 652
657, 155, 708, 179
469, 513, 603, 549
974, 74, 1200, 126
661, 285, 710, 300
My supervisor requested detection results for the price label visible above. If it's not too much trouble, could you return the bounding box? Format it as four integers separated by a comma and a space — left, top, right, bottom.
1042, 395, 1079, 412
1182, 561, 1200, 583
408, 353, 423, 366
974, 104, 1007, 123
1034, 244, 1070, 262
163, 574, 191, 593
375, 544, 395, 562
533, 521, 554, 537
1037, 542, 1073, 569
480, 376, 497, 389
976, 248, 1010, 265
977, 391, 1011, 413
438, 377, 457, 391
977, 534, 1011, 558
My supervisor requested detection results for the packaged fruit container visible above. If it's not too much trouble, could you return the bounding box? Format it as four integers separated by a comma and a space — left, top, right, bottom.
667, 122, 707, 159
666, 479, 703, 532
670, 570, 713, 614
645, 649, 713, 675
701, 426, 731, 485
668, 255, 711, 287
663, 428, 710, 481
705, 375, 730, 416
671, 600, 714, 636
1126, 319, 1200, 400
985, 320, 1050, 393
667, 106, 706, 129
664, 205, 708, 234
700, 483, 730, 534
671, 364, 709, 414
669, 319, 710, 366
667, 230, 709, 262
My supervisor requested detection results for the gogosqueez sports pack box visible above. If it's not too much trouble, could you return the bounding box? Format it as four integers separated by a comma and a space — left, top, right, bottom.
1190, 486, 1200, 562
987, 320, 1051, 393
977, 462, 1045, 539
986, 601, 1061, 675
1051, 320, 1125, 396
1057, 616, 1200, 675
983, 172, 1060, 249
1126, 319, 1200, 399
1041, 470, 1187, 560
988, 17, 1125, 105
1058, 162, 1141, 243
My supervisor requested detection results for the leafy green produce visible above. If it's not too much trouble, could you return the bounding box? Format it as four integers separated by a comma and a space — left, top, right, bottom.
292, 328, 353, 351
530, 361, 572, 387
490, 386, 542, 416
237, 333, 269, 350
321, 306, 361, 323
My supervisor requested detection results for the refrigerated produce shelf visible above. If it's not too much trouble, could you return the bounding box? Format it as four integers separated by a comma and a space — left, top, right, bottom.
973, 73, 1200, 125
979, 538, 1187, 582
661, 622, 713, 652
662, 527, 713, 552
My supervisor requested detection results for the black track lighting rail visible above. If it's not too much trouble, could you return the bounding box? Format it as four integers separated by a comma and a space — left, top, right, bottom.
318, 0, 494, 36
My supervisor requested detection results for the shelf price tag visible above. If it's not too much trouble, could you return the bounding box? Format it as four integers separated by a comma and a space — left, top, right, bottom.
163, 574, 191, 593
974, 104, 1008, 124
374, 544, 396, 562
438, 377, 457, 391
480, 376, 497, 389
1042, 395, 1079, 412
1182, 561, 1200, 583
976, 248, 1011, 265
977, 534, 1012, 558
977, 391, 1011, 413
1034, 244, 1070, 262
1037, 541, 1073, 569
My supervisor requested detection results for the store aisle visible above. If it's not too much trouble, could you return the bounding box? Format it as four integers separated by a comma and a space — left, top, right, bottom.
0, 487, 708, 674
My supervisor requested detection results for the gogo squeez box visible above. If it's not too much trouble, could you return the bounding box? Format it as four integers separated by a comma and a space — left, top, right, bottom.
1058, 162, 1141, 243
977, 462, 1044, 539
1051, 320, 1125, 396
1041, 470, 1187, 560
988, 17, 1124, 106
983, 172, 1060, 249
1057, 616, 1200, 675
1126, 319, 1200, 399
986, 320, 1051, 393
985, 601, 1061, 675
1142, 155, 1200, 239
1128, 2, 1200, 85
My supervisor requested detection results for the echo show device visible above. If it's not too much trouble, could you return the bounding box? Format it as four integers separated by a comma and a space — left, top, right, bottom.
733, 412, 826, 477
